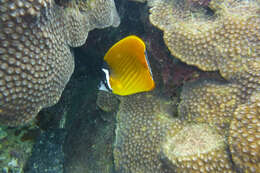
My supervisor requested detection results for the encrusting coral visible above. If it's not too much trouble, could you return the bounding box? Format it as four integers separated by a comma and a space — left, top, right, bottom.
178, 79, 260, 171
125, 0, 259, 172
148, 0, 260, 100
113, 93, 175, 173
96, 90, 119, 112
97, 91, 178, 173
0, 0, 120, 126
178, 79, 242, 136
161, 123, 235, 173
97, 91, 237, 173
97, 84, 258, 172
76, 0, 120, 29
228, 91, 260, 172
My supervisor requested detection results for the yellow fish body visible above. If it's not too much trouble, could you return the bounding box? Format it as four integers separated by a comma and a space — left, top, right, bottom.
100, 35, 155, 96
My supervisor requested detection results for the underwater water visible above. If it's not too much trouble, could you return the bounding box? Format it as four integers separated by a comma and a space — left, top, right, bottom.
0, 0, 259, 173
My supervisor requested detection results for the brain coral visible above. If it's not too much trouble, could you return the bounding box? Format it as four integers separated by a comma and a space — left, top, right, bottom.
0, 0, 120, 126
178, 79, 242, 136
161, 123, 235, 172
229, 91, 260, 172
148, 0, 260, 100
113, 93, 178, 173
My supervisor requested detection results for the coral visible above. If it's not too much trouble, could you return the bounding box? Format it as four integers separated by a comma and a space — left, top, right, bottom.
121, 1, 259, 172
177, 79, 260, 172
63, 7, 90, 47
111, 90, 236, 173
113, 93, 178, 173
143, 26, 201, 96
187, 0, 212, 7
96, 90, 120, 112
178, 79, 242, 136
148, 0, 260, 99
75, 0, 120, 29
228, 91, 260, 172
0, 0, 120, 126
161, 123, 235, 172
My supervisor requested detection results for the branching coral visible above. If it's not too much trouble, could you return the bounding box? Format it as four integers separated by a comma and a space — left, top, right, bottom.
148, 0, 260, 100
228, 91, 260, 172
0, 0, 120, 126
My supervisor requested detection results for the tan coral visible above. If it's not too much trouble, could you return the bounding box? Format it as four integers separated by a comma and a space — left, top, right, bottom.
148, 0, 260, 100
0, 0, 120, 126
96, 90, 119, 112
76, 0, 120, 29
178, 79, 242, 136
161, 123, 235, 173
113, 93, 178, 173
112, 90, 238, 173
228, 91, 260, 172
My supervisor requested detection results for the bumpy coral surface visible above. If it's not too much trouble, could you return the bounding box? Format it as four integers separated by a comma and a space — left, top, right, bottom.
229, 92, 260, 172
178, 79, 242, 136
0, 0, 120, 126
148, 0, 260, 100
161, 123, 235, 172
106, 90, 237, 173
76, 0, 120, 29
113, 93, 177, 173
126, 1, 260, 172
97, 90, 119, 112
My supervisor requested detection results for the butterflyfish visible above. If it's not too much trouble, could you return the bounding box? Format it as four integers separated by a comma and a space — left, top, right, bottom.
99, 35, 155, 96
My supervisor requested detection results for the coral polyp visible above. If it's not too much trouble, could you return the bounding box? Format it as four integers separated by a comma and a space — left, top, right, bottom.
229, 92, 260, 172
0, 0, 120, 126
178, 79, 242, 136
113, 93, 175, 173
96, 90, 119, 112
161, 123, 235, 172
148, 0, 260, 100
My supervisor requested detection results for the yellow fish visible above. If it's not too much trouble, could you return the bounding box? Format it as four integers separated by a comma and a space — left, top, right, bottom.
99, 35, 155, 96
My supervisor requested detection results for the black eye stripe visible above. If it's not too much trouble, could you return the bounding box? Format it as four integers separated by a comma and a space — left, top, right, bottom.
101, 69, 112, 92
103, 78, 112, 92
